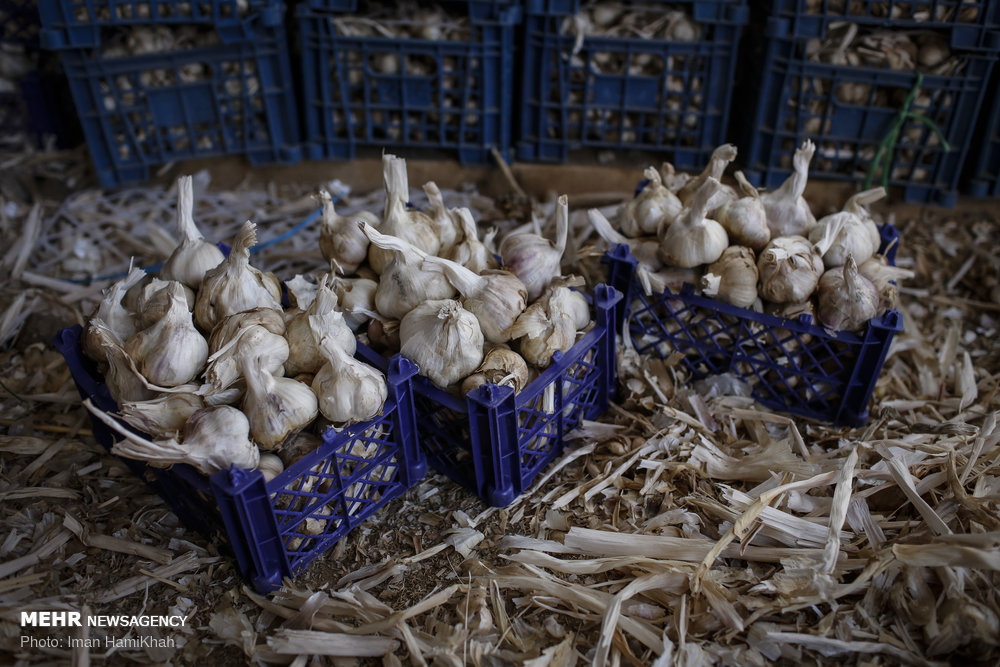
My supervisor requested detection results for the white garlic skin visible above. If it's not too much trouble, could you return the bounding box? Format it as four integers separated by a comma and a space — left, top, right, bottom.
620, 167, 682, 236
508, 300, 576, 369
89, 318, 156, 405
318, 189, 374, 275
400, 299, 484, 388
311, 335, 387, 425
676, 143, 738, 211
460, 345, 530, 395
370, 154, 440, 274
375, 255, 456, 321
546, 285, 590, 331
241, 362, 318, 450
258, 452, 284, 482
761, 139, 816, 237
284, 274, 318, 311
208, 307, 285, 355
284, 281, 356, 376
701, 246, 759, 309
83, 267, 145, 361
449, 207, 499, 275
757, 235, 824, 304
859, 257, 912, 315
501, 195, 569, 302
206, 324, 289, 394
817, 255, 879, 332
136, 278, 197, 329
119, 392, 204, 439
423, 181, 460, 254
808, 187, 885, 269
713, 172, 771, 252
658, 178, 729, 269
125, 282, 209, 387
332, 277, 378, 331
160, 175, 225, 289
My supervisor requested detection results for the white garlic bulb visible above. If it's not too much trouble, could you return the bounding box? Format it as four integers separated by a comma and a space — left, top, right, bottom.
284, 278, 356, 376
508, 298, 577, 369
620, 167, 682, 237
421, 254, 527, 344
701, 246, 758, 308
194, 221, 282, 332
125, 281, 209, 387
713, 171, 771, 252
448, 207, 499, 274
118, 392, 204, 439
85, 399, 259, 474
423, 181, 460, 255
83, 266, 146, 362
311, 329, 388, 425
258, 452, 284, 482
160, 175, 225, 289
808, 187, 885, 268
546, 279, 591, 331
135, 278, 197, 329
332, 276, 378, 331
318, 189, 374, 275
460, 345, 531, 395
761, 139, 816, 237
587, 207, 662, 270
240, 353, 318, 450
817, 255, 879, 332
208, 307, 285, 355
859, 255, 913, 316
659, 178, 729, 269
399, 299, 484, 388
88, 318, 156, 405
757, 235, 824, 304
205, 323, 288, 395
501, 194, 569, 302
369, 154, 440, 274
676, 144, 738, 210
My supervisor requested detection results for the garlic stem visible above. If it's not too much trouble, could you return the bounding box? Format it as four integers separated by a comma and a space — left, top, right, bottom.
360, 221, 426, 264
422, 254, 487, 297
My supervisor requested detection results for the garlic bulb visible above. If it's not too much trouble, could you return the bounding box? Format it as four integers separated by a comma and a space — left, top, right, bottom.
318, 189, 374, 275
311, 329, 388, 425
620, 167, 682, 237
713, 172, 771, 252
460, 345, 530, 395
205, 323, 288, 394
765, 299, 814, 322
135, 278, 196, 329
360, 222, 455, 320
119, 392, 204, 439
125, 282, 209, 387
545, 278, 591, 330
587, 207, 662, 270
399, 299, 484, 388
240, 353, 318, 450
658, 178, 729, 268
369, 154, 440, 274
194, 221, 282, 332
448, 207, 498, 274
85, 399, 259, 474
761, 139, 816, 237
284, 278, 356, 376
208, 307, 285, 355
501, 194, 569, 302
258, 452, 284, 482
701, 246, 758, 308
88, 318, 155, 404
676, 144, 738, 210
757, 235, 824, 304
421, 255, 527, 344
817, 255, 879, 332
859, 255, 913, 316
508, 298, 576, 369
160, 175, 225, 289
332, 276, 378, 331
808, 187, 885, 268
423, 181, 460, 255
83, 267, 146, 361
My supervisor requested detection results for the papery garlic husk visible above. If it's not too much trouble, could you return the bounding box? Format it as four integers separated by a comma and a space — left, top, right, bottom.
122, 271, 154, 314
125, 282, 209, 387
501, 194, 569, 302
421, 255, 527, 344
460, 344, 531, 395
318, 189, 374, 275
208, 307, 285, 355
159, 175, 225, 289
448, 207, 499, 274
508, 299, 576, 369
311, 329, 387, 425
332, 276, 378, 331
135, 278, 196, 329
808, 187, 885, 268
676, 144, 738, 210
761, 139, 817, 237
205, 323, 288, 394
85, 399, 259, 474
713, 171, 771, 252
765, 299, 815, 322
641, 266, 701, 296
240, 354, 318, 450
119, 392, 204, 439
701, 246, 758, 308
367, 317, 400, 353
285, 274, 318, 310
258, 452, 284, 482
284, 278, 356, 376
859, 255, 913, 315
423, 181, 460, 255
658, 178, 729, 269
194, 220, 282, 332
586, 207, 662, 270
817, 255, 879, 332
400, 299, 484, 388
620, 167, 682, 237
757, 235, 825, 304
369, 154, 440, 274
89, 318, 156, 404
360, 222, 455, 320
83, 267, 146, 361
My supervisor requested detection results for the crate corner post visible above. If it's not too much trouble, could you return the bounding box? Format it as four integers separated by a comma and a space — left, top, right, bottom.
467, 382, 519, 507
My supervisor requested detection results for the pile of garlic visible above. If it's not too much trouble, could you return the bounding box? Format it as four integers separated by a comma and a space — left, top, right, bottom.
82, 175, 391, 480
591, 141, 911, 333
320, 153, 595, 399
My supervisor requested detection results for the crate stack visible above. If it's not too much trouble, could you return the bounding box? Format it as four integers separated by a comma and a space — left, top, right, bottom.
296, 0, 520, 163
743, 0, 1000, 206
966, 66, 1000, 198
517, 0, 750, 169
37, 0, 302, 189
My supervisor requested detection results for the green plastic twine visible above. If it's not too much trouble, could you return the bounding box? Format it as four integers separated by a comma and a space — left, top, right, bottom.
864, 71, 952, 191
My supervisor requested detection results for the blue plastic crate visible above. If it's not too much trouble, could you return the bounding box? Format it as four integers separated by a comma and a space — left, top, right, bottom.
364, 284, 621, 508
602, 226, 904, 427
766, 0, 1000, 51
742, 20, 997, 207
296, 3, 519, 163
966, 73, 1000, 197
57, 26, 302, 189
517, 0, 749, 168
302, 0, 516, 19
53, 325, 426, 593
37, 0, 283, 50
1, 0, 42, 46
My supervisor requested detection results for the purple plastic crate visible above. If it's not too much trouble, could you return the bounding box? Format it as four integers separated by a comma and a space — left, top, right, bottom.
602, 227, 904, 426
53, 325, 426, 593
364, 284, 621, 507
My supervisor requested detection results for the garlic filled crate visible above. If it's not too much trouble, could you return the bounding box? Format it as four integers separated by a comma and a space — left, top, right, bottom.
741, 3, 1000, 206
54, 325, 424, 593
386, 284, 621, 507
37, 0, 301, 188
516, 0, 749, 167
603, 222, 903, 427
296, 0, 520, 163
966, 68, 1000, 198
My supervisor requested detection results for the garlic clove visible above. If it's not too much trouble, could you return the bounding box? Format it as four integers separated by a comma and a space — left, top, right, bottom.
500, 194, 569, 302
125, 281, 209, 387
400, 299, 484, 388
318, 189, 373, 275
508, 298, 576, 369
332, 276, 378, 331
160, 175, 225, 289
462, 344, 531, 395
859, 255, 913, 316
